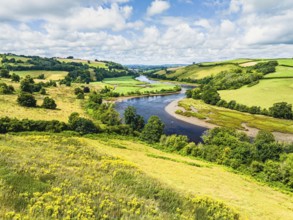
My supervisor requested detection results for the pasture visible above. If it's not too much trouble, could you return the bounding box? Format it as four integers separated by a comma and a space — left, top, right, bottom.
12, 70, 68, 81
178, 99, 293, 134
103, 76, 178, 95
159, 63, 239, 80
58, 58, 107, 68
219, 77, 293, 109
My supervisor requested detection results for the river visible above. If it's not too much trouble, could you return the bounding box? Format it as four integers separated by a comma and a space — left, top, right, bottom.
115, 76, 208, 143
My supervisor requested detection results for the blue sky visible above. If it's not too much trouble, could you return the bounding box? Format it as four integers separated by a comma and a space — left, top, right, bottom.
0, 0, 292, 64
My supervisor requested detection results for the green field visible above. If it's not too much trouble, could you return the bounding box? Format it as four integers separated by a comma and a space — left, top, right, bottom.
0, 133, 292, 219
12, 70, 68, 81
220, 67, 293, 108
103, 76, 178, 95
177, 99, 293, 134
103, 76, 144, 85
58, 58, 107, 68
276, 59, 293, 66
157, 64, 239, 80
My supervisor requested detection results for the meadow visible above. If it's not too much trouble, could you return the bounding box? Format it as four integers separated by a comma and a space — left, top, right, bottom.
177, 98, 293, 134
12, 70, 68, 81
0, 133, 241, 220
103, 76, 179, 95
157, 64, 239, 80
219, 66, 293, 108
57, 58, 107, 68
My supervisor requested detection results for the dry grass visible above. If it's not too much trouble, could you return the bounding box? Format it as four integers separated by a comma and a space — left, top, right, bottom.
0, 85, 87, 122
87, 137, 293, 220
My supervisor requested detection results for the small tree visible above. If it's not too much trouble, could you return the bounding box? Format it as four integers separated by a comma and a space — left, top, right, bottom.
140, 116, 164, 143
68, 112, 99, 134
269, 102, 293, 119
17, 93, 37, 107
0, 69, 10, 78
40, 88, 46, 95
0, 83, 14, 94
42, 97, 57, 109
124, 106, 145, 131
11, 73, 20, 82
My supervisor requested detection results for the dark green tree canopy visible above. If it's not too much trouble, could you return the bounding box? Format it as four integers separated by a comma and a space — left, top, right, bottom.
140, 116, 164, 143
17, 93, 37, 107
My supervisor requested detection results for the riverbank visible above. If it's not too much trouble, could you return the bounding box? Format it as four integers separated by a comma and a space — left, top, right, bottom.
165, 99, 293, 143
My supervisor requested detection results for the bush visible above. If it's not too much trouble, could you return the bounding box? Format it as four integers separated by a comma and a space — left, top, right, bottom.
0, 83, 14, 94
68, 113, 99, 134
17, 93, 37, 107
11, 73, 20, 82
42, 97, 57, 109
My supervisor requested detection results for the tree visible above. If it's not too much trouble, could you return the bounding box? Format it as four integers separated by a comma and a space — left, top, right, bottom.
17, 93, 37, 107
100, 109, 121, 126
89, 92, 102, 104
0, 69, 10, 78
11, 73, 20, 82
124, 106, 145, 131
40, 88, 46, 95
140, 116, 164, 143
83, 86, 90, 93
269, 102, 293, 119
201, 86, 220, 105
68, 113, 99, 134
20, 75, 35, 93
0, 83, 14, 94
42, 97, 57, 109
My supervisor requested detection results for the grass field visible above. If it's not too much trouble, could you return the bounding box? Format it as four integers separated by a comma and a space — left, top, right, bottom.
220, 70, 293, 109
0, 85, 87, 122
0, 133, 292, 219
103, 76, 178, 95
177, 99, 293, 134
264, 66, 293, 78
103, 76, 144, 85
58, 58, 107, 68
158, 64, 239, 80
276, 59, 293, 66
12, 70, 68, 81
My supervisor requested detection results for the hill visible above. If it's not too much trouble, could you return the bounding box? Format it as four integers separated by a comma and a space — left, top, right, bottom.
1, 133, 292, 220
146, 58, 293, 83
219, 65, 293, 108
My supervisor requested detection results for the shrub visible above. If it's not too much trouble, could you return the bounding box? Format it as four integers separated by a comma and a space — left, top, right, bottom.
0, 83, 14, 94
17, 93, 37, 107
42, 97, 57, 109
269, 102, 293, 119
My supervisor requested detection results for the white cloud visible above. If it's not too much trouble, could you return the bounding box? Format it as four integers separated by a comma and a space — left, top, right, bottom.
194, 19, 211, 29
147, 0, 170, 17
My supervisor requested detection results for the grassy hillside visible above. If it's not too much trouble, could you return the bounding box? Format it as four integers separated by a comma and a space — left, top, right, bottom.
219, 66, 293, 108
0, 134, 241, 220
57, 58, 107, 68
177, 99, 293, 134
156, 64, 239, 80
0, 133, 292, 219
12, 70, 68, 81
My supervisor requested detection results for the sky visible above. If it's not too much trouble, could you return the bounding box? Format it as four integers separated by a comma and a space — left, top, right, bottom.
0, 0, 292, 64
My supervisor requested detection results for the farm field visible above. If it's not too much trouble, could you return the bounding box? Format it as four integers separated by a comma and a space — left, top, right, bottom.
219, 77, 293, 108
57, 58, 107, 68
276, 59, 293, 66
157, 63, 238, 80
12, 70, 68, 81
264, 66, 293, 78
104, 76, 178, 95
0, 133, 292, 219
177, 99, 293, 134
